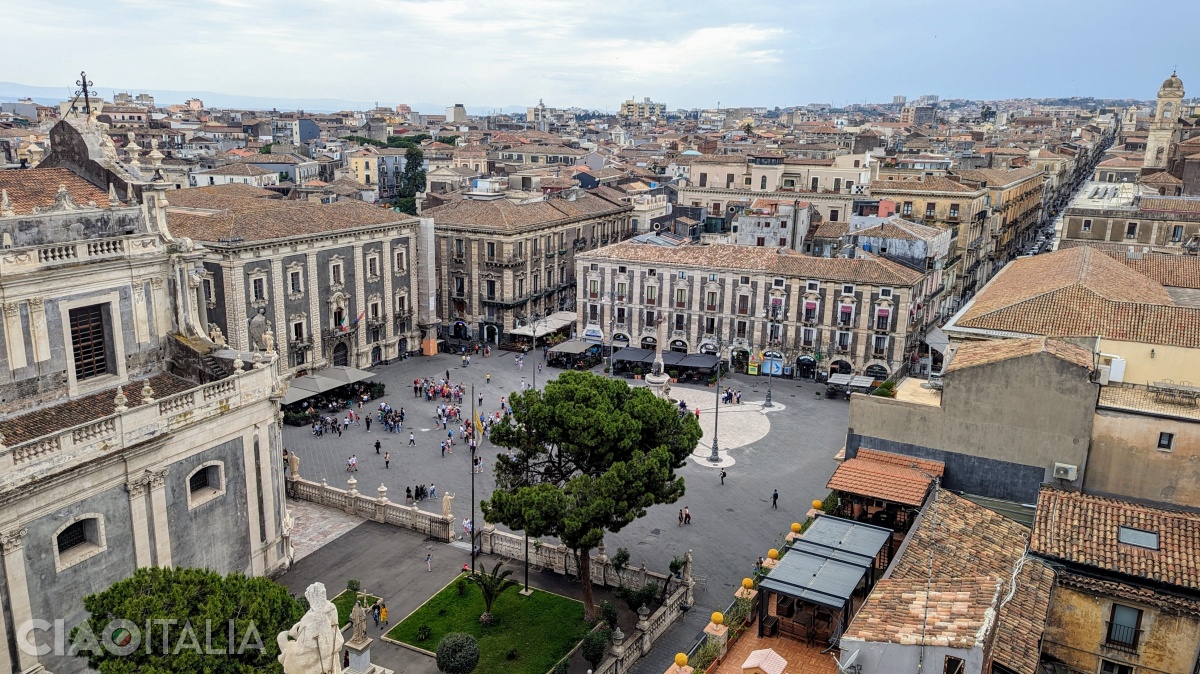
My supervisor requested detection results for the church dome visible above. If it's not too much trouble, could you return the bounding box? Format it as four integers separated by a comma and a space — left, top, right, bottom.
1160, 72, 1184, 95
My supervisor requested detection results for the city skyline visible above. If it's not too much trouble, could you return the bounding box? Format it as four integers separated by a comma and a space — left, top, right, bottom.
6, 0, 1197, 111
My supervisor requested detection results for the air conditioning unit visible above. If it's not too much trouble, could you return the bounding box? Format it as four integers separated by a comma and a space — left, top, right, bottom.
1053, 463, 1078, 481
1096, 365, 1111, 385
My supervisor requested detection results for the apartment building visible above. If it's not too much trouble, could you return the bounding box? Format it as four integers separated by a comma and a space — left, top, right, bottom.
575, 242, 926, 379
728, 198, 813, 251
1061, 182, 1200, 251
954, 167, 1046, 260
166, 184, 422, 370
869, 176, 991, 310
424, 187, 632, 344
619, 97, 666, 120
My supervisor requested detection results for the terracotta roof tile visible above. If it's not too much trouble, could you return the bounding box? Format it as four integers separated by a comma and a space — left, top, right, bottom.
869, 177, 980, 194
826, 450, 939, 506
945, 337, 1094, 374
583, 242, 926, 286
0, 168, 110, 215
1139, 195, 1200, 213
425, 190, 630, 232
844, 577, 999, 648
0, 373, 195, 445
1032, 487, 1200, 591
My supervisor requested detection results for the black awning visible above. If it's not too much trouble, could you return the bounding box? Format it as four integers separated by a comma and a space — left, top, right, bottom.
758, 515, 892, 610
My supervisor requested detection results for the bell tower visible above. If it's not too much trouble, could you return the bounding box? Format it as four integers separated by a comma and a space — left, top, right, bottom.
1144, 71, 1184, 170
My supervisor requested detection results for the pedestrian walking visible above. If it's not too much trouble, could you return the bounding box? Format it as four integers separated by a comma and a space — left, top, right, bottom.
678, 509, 684, 527
384, 452, 391, 469
372, 604, 380, 628
409, 432, 416, 446
346, 456, 353, 472
430, 484, 436, 499
426, 554, 432, 572
405, 486, 412, 502
380, 604, 388, 626
365, 417, 371, 432
351, 454, 359, 471
771, 489, 778, 509
440, 441, 446, 457
720, 468, 726, 485
478, 393, 483, 407
684, 507, 691, 524
374, 439, 381, 455
486, 373, 491, 384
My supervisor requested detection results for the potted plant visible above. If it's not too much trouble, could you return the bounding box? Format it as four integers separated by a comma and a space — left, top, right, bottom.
707, 373, 718, 387
668, 369, 679, 383
633, 366, 644, 380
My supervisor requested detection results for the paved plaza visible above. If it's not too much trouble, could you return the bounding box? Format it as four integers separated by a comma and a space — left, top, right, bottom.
281, 350, 849, 672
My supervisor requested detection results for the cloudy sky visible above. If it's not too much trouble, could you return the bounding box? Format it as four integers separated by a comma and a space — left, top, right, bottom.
5, 0, 1197, 111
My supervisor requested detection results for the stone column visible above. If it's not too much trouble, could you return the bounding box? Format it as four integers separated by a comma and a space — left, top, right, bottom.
125, 477, 153, 567
131, 279, 151, 345
306, 252, 324, 367
225, 260, 249, 350
150, 277, 170, 338
145, 470, 171, 567
382, 240, 395, 358
352, 243, 367, 366
3, 302, 26, 370
27, 298, 50, 362
1, 526, 36, 671
270, 257, 288, 369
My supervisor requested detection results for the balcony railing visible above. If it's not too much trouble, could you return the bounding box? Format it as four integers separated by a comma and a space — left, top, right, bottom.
1104, 622, 1140, 653
484, 255, 525, 268
3, 234, 163, 275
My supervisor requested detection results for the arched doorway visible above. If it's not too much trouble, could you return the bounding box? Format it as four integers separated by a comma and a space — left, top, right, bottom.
731, 348, 750, 373
830, 359, 852, 375
864, 364, 888, 380
796, 356, 816, 379
699, 342, 718, 355
641, 336, 657, 350
483, 324, 498, 344
670, 339, 688, 353
452, 321, 468, 340
333, 342, 350, 367
371, 346, 383, 365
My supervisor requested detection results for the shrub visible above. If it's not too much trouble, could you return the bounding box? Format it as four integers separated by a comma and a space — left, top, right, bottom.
669, 556, 686, 578
692, 636, 723, 670
581, 628, 610, 668
553, 661, 570, 674
871, 380, 896, 397
346, 579, 362, 593
616, 582, 659, 612
416, 624, 432, 641
821, 491, 839, 514
436, 632, 480, 674
599, 600, 619, 629
505, 648, 519, 661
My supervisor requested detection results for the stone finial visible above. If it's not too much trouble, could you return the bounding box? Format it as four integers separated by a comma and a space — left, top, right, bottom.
232, 354, 244, 373
1, 189, 12, 217
347, 476, 359, 497
114, 386, 129, 413
108, 183, 120, 207
377, 483, 389, 504
140, 380, 155, 404
636, 604, 651, 632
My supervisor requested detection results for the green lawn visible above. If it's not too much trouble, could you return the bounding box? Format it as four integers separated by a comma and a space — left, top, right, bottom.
331, 590, 381, 628
387, 578, 589, 674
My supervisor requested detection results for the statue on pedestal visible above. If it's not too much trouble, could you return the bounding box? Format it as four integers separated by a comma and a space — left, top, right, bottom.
249, 307, 272, 351
350, 598, 368, 643
442, 492, 455, 519
276, 582, 343, 674
289, 452, 301, 479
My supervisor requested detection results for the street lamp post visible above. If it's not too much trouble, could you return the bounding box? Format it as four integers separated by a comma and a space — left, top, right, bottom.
763, 306, 783, 408
707, 337, 731, 463
599, 290, 620, 377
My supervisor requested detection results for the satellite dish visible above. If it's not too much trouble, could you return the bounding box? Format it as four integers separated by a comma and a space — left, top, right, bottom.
834, 650, 859, 672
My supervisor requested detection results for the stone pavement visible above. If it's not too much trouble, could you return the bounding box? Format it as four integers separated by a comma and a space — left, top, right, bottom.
287, 499, 366, 562
283, 352, 850, 673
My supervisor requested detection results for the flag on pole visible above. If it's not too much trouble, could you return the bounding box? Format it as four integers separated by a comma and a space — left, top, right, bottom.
353, 309, 366, 325
339, 312, 349, 332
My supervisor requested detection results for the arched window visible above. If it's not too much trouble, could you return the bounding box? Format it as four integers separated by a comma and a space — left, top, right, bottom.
186, 461, 226, 510
54, 514, 106, 572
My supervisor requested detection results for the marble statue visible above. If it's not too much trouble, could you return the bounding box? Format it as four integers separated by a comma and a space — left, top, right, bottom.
350, 599, 368, 643
209, 323, 227, 347
264, 329, 276, 353
289, 452, 301, 479
277, 582, 343, 674
249, 307, 272, 351
442, 492, 455, 519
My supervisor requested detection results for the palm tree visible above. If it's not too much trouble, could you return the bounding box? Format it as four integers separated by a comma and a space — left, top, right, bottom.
471, 562, 518, 623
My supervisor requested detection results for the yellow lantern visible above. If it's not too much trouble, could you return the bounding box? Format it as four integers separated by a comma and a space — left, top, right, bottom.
711, 611, 724, 625
768, 548, 779, 560
790, 522, 802, 534
741, 577, 754, 589
675, 653, 689, 667
812, 499, 823, 510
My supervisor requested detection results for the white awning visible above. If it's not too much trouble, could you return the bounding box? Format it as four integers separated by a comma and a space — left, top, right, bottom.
509, 311, 577, 338
925, 326, 950, 354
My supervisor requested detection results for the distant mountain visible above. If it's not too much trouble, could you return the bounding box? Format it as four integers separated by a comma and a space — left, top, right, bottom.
0, 81, 527, 116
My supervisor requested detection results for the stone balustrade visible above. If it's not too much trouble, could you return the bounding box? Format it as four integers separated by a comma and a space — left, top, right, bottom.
0, 234, 162, 275
0, 364, 277, 485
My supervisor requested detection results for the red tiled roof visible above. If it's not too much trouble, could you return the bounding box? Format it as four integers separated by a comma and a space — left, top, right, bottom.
1031, 487, 1200, 591
945, 337, 1094, 373
826, 449, 942, 506
0, 168, 109, 215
